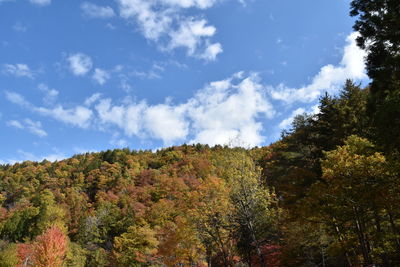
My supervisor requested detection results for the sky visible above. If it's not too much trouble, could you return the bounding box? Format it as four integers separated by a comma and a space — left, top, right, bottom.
0, 0, 369, 163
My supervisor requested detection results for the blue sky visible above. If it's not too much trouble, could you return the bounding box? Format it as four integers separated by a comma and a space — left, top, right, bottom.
0, 0, 369, 163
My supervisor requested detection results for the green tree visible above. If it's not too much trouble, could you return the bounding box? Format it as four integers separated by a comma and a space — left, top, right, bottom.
113, 223, 159, 266
227, 152, 280, 267
350, 0, 400, 153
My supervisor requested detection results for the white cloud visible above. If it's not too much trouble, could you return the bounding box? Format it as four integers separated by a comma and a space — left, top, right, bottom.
38, 83, 59, 105
7, 120, 24, 129
143, 104, 189, 144
160, 0, 218, 9
30, 0, 51, 6
168, 18, 222, 60
96, 99, 128, 129
84, 93, 102, 106
270, 32, 367, 104
278, 108, 306, 129
169, 19, 215, 52
36, 106, 93, 128
92, 68, 110, 85
95, 99, 189, 144
116, 0, 223, 60
12, 22, 27, 32
67, 53, 93, 76
5, 91, 93, 128
93, 72, 274, 146
110, 132, 128, 147
5, 91, 32, 108
81, 2, 115, 19
7, 118, 47, 137
118, 0, 172, 40
24, 119, 47, 137
5, 71, 274, 146
199, 42, 222, 61
187, 73, 274, 146
2, 64, 34, 78
278, 104, 320, 130
15, 150, 65, 163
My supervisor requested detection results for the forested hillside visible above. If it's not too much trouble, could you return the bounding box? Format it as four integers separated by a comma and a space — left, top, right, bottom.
0, 0, 399, 266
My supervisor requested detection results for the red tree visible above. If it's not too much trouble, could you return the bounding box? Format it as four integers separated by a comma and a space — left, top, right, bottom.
17, 226, 68, 267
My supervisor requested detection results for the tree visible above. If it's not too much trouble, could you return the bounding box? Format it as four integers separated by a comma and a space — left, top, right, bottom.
113, 223, 159, 266
189, 176, 235, 267
0, 242, 19, 267
17, 226, 68, 267
350, 0, 400, 153
316, 135, 399, 265
350, 0, 400, 94
227, 151, 280, 267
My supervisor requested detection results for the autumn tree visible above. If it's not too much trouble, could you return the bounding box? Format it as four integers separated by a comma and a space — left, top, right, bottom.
189, 176, 235, 267
113, 222, 159, 266
17, 226, 68, 267
224, 151, 280, 267
316, 135, 399, 265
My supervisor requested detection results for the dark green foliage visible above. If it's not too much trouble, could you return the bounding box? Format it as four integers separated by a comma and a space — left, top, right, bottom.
350, 0, 400, 154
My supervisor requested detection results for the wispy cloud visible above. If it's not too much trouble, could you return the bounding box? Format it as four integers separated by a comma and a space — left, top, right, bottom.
7, 118, 47, 137
5, 91, 93, 128
29, 0, 51, 6
1, 149, 66, 164
84, 93, 102, 107
0, 0, 16, 4
38, 83, 59, 105
2, 64, 34, 78
12, 22, 27, 32
81, 2, 115, 19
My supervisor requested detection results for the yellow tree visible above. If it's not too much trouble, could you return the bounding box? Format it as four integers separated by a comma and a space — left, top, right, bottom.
189, 176, 235, 267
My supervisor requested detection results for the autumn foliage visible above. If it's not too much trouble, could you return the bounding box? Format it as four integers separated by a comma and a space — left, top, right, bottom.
17, 226, 67, 267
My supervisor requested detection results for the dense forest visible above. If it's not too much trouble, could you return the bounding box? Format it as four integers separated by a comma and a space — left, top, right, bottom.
0, 0, 399, 266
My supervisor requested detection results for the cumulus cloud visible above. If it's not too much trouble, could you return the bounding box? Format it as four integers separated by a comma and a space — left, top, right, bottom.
2, 64, 34, 78
67, 53, 93, 76
81, 2, 115, 18
116, 0, 222, 61
143, 104, 189, 144
187, 73, 274, 146
36, 106, 93, 128
30, 0, 51, 6
92, 68, 110, 85
270, 32, 367, 104
7, 118, 47, 137
93, 72, 274, 146
200, 42, 223, 61
168, 18, 223, 60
